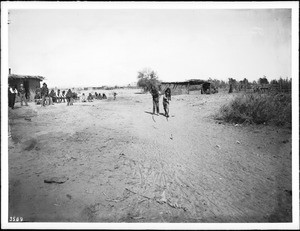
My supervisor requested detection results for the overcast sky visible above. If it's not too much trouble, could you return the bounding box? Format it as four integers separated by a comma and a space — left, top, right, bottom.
8, 7, 291, 88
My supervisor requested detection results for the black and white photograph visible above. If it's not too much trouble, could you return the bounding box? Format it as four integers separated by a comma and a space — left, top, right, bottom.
1, 1, 299, 230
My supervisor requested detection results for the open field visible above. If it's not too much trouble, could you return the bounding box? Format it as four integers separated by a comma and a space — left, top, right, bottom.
8, 89, 292, 222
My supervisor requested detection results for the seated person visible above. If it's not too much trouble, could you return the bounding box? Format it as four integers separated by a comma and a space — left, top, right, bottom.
102, 93, 107, 99
34, 87, 42, 105
49, 89, 57, 103
72, 92, 78, 101
35, 86, 41, 100
57, 89, 62, 103
81, 93, 87, 102
61, 90, 66, 103
97, 93, 102, 99
87, 93, 93, 102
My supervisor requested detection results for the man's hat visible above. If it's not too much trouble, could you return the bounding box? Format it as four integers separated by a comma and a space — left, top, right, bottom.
43, 83, 46, 85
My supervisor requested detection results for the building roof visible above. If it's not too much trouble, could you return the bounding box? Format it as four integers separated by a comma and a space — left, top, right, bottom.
161, 79, 209, 86
9, 74, 45, 81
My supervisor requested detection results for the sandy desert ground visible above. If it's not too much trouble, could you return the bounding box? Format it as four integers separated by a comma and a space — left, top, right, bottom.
8, 89, 292, 223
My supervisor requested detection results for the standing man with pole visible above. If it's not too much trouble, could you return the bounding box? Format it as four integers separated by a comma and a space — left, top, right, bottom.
150, 85, 160, 116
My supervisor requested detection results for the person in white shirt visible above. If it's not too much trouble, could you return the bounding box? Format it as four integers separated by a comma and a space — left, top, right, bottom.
57, 89, 62, 103
81, 93, 87, 102
8, 84, 18, 109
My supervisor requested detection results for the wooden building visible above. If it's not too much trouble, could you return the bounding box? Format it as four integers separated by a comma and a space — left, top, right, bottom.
8, 73, 45, 101
160, 79, 216, 95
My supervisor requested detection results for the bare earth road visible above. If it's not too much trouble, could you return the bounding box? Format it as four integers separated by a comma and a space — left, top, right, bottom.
8, 90, 292, 223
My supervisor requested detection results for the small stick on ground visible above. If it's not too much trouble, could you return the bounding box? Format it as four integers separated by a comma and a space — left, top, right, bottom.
152, 115, 156, 122
125, 188, 151, 200
105, 198, 121, 202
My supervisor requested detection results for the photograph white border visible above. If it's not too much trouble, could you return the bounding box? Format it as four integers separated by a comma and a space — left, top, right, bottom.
1, 1, 299, 230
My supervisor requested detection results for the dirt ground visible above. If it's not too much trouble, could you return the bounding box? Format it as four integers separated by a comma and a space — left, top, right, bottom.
8, 89, 292, 223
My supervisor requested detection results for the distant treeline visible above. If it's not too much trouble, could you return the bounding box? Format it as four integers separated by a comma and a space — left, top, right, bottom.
207, 77, 291, 95
209, 76, 291, 90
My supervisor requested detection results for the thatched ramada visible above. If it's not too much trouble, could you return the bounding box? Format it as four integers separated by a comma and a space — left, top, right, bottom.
9, 74, 45, 100
160, 79, 216, 95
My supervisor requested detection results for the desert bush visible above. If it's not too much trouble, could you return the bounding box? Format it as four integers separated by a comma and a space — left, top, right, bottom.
137, 68, 161, 92
215, 92, 291, 126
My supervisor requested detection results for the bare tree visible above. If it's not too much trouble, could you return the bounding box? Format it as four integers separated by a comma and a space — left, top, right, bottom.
137, 68, 161, 92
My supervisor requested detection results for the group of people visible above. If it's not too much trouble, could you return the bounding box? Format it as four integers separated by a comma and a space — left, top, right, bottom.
9, 82, 170, 117
150, 87, 171, 118
35, 83, 78, 106
81, 92, 108, 102
8, 83, 28, 109
35, 83, 113, 106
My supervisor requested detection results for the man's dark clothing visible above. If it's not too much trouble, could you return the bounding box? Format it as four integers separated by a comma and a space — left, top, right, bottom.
150, 88, 160, 114
41, 85, 49, 106
41, 85, 49, 97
